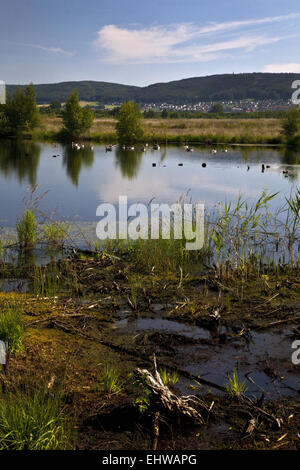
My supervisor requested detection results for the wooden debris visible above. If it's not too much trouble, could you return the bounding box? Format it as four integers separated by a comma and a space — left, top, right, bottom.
135, 356, 209, 424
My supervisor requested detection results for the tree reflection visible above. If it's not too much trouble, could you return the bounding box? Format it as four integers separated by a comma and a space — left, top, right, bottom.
114, 147, 144, 179
62, 144, 94, 186
0, 139, 40, 185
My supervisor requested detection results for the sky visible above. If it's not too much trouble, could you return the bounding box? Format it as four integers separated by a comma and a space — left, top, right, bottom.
0, 0, 300, 86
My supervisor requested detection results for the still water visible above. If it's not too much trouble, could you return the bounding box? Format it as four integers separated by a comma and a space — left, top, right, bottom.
0, 139, 299, 227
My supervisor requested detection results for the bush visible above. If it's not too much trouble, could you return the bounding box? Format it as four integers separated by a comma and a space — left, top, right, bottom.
281, 108, 300, 139
43, 223, 66, 246
0, 309, 23, 354
16, 210, 37, 248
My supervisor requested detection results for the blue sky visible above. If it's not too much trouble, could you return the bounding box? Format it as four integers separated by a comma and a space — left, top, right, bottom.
1, 0, 300, 86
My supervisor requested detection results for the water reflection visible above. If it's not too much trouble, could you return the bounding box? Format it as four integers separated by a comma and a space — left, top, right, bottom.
62, 144, 94, 186
0, 140, 40, 185
114, 147, 144, 179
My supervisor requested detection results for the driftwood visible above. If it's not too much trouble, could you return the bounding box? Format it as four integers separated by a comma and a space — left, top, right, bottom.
135, 356, 210, 424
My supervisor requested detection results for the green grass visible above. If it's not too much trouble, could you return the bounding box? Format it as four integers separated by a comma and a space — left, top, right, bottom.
16, 209, 37, 248
0, 309, 23, 354
100, 363, 122, 396
225, 369, 248, 398
43, 223, 66, 246
0, 391, 74, 450
159, 368, 179, 387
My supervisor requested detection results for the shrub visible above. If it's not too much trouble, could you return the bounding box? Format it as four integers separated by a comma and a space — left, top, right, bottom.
16, 210, 37, 248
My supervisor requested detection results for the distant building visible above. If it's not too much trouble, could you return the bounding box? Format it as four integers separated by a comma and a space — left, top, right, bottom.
0, 80, 6, 104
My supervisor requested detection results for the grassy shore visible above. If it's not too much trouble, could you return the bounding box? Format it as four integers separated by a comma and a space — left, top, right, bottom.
36, 115, 284, 145
0, 189, 300, 449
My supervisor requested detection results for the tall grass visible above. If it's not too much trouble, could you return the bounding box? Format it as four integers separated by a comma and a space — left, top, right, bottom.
0, 309, 23, 354
0, 391, 74, 450
16, 210, 37, 248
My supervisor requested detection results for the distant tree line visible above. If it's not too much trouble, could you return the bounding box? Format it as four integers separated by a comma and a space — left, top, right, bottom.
6, 73, 300, 104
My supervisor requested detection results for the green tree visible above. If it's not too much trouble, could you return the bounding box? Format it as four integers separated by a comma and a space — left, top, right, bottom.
209, 103, 224, 114
50, 100, 62, 113
116, 101, 144, 145
281, 108, 300, 140
62, 90, 94, 138
0, 105, 9, 135
4, 84, 39, 133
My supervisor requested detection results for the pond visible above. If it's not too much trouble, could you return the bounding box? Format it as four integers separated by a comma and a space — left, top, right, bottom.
0, 139, 299, 228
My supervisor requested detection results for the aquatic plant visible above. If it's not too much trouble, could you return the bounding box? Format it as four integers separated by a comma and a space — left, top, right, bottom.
0, 391, 74, 450
43, 223, 66, 246
225, 369, 247, 398
16, 209, 37, 248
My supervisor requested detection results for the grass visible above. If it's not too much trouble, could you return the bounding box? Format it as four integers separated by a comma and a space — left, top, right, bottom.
225, 369, 248, 398
0, 308, 23, 354
16, 209, 37, 248
160, 368, 179, 388
43, 222, 66, 246
0, 390, 74, 450
37, 115, 283, 144
100, 363, 122, 396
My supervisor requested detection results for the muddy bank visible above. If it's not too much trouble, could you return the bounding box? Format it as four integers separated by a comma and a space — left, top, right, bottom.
0, 248, 298, 449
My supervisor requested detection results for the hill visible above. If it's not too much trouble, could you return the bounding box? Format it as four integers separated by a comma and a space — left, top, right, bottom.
6, 73, 300, 104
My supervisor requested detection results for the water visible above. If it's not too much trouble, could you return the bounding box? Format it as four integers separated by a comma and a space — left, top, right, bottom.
0, 140, 299, 228
113, 315, 300, 398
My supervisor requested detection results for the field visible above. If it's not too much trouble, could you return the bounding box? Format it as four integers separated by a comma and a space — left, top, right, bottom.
38, 116, 283, 144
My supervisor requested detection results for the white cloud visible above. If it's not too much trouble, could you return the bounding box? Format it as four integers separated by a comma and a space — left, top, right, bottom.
27, 44, 75, 57
94, 13, 299, 64
263, 63, 300, 73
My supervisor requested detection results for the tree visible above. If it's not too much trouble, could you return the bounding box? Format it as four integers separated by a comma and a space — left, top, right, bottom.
50, 100, 62, 113
209, 103, 224, 114
116, 101, 144, 145
62, 90, 94, 138
281, 108, 300, 140
4, 84, 39, 133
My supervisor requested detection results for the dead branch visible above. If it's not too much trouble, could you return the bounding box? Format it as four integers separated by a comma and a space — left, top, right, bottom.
135, 356, 208, 424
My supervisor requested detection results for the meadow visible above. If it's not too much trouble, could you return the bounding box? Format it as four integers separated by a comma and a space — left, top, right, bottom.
38, 115, 283, 144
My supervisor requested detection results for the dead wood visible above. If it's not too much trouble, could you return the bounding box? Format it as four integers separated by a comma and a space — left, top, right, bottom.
135, 356, 209, 424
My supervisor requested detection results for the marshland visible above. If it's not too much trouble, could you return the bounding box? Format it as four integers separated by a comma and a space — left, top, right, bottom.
0, 138, 299, 450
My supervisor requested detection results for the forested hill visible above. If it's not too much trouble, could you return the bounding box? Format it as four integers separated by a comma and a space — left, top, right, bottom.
6, 73, 300, 104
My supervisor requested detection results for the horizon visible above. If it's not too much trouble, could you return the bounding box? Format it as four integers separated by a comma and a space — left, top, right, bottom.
1, 1, 300, 86
6, 71, 300, 88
